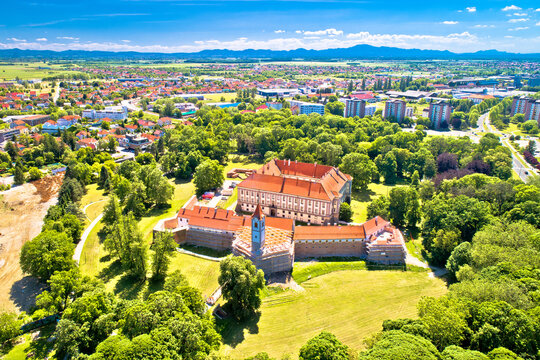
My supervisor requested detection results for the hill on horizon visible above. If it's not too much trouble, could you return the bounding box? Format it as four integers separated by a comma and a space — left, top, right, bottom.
0, 44, 539, 61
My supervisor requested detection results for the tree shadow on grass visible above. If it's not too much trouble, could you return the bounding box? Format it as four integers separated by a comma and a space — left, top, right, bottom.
97, 259, 123, 283
144, 278, 165, 299
114, 273, 146, 300
24, 324, 56, 359
216, 311, 261, 349
353, 189, 377, 202
10, 276, 45, 312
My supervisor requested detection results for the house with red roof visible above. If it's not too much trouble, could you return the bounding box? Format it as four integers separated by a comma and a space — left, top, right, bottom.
76, 138, 98, 150
125, 124, 138, 133
138, 120, 156, 129
76, 130, 90, 140
157, 117, 173, 126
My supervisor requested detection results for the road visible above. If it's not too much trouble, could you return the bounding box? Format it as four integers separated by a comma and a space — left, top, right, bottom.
52, 83, 60, 103
477, 112, 536, 182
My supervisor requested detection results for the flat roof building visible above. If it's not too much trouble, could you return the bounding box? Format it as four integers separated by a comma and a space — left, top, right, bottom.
289, 100, 325, 116
428, 101, 452, 129
384, 99, 407, 122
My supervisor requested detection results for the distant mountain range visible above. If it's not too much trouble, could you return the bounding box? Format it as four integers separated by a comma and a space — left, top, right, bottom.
0, 45, 539, 61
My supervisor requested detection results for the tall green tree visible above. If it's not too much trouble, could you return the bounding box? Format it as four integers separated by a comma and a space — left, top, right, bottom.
193, 159, 224, 196
299, 332, 350, 360
340, 153, 377, 191
20, 230, 75, 281
151, 231, 177, 281
218, 256, 265, 320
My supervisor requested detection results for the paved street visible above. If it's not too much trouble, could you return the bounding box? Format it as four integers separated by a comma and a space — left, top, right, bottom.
477, 113, 536, 182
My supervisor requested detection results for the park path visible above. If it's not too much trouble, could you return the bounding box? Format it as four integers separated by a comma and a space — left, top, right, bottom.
73, 199, 107, 263
82, 199, 107, 221
404, 247, 447, 278
175, 247, 225, 262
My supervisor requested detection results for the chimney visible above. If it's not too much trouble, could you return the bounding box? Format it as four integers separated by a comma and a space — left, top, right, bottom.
288, 159, 290, 166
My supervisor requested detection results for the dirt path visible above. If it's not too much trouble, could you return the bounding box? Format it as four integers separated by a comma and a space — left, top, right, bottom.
0, 175, 62, 312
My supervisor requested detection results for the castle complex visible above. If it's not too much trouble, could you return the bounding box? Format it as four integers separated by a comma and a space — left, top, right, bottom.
154, 160, 406, 275
237, 159, 352, 225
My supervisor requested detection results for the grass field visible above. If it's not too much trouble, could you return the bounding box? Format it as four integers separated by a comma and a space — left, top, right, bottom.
203, 93, 238, 103
79, 179, 203, 299
80, 184, 107, 222
350, 183, 397, 223
220, 270, 447, 359
0, 62, 79, 80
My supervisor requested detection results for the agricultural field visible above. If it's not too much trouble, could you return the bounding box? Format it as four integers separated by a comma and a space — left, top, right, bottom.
220, 269, 447, 359
0, 62, 79, 80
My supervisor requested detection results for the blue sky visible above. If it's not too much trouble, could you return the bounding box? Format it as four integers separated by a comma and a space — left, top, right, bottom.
1, 0, 539, 53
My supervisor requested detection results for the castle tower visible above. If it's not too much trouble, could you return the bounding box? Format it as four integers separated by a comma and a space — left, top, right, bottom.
251, 205, 266, 255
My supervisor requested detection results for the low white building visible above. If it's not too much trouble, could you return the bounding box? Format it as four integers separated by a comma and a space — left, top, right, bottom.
82, 106, 128, 121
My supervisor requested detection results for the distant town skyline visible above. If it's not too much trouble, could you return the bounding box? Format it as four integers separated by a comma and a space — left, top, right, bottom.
1, 0, 540, 53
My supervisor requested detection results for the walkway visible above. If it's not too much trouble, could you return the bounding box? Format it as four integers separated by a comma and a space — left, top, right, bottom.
73, 213, 103, 264
404, 247, 447, 278
175, 247, 225, 262
82, 199, 107, 221
73, 200, 107, 264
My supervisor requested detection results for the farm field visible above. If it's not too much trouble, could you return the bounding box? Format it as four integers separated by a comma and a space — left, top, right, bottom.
220, 269, 447, 359
0, 62, 79, 80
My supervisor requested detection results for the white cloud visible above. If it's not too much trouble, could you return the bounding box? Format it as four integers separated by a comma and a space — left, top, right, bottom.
36, 38, 47, 42
274, 30, 285, 34
442, 21, 459, 25
508, 18, 528, 23
502, 5, 521, 11
536, 22, 540, 26
466, 7, 476, 12
121, 39, 131, 43
302, 28, 343, 36
508, 27, 529, 31
6, 38, 26, 42
474, 24, 495, 28
57, 36, 79, 40
513, 12, 527, 16
1, 29, 539, 53
536, 8, 540, 12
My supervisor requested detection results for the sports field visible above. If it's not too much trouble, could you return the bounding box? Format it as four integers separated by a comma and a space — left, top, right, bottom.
220, 269, 446, 358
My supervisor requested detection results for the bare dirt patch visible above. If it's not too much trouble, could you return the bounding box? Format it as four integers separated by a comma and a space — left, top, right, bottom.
0, 175, 63, 312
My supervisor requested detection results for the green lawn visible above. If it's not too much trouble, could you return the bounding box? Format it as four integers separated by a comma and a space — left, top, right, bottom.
80, 184, 108, 222
350, 183, 397, 223
292, 259, 367, 283
79, 179, 204, 299
167, 253, 221, 298
220, 270, 447, 359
